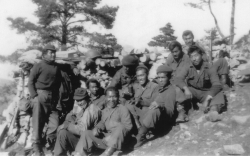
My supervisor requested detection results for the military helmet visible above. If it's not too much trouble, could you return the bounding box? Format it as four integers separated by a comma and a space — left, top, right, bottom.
85, 49, 102, 59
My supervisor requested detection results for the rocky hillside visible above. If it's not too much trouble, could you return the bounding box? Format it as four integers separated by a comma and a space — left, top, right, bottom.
128, 84, 250, 156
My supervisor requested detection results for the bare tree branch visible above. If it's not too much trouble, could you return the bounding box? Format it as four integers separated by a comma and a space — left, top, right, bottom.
208, 0, 225, 38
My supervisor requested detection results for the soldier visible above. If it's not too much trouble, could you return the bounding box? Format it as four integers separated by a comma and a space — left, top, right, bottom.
165, 41, 192, 123
74, 87, 133, 156
54, 88, 102, 156
86, 79, 106, 110
212, 50, 230, 90
28, 44, 61, 156
125, 64, 159, 148
176, 45, 224, 121
182, 30, 209, 62
109, 54, 139, 104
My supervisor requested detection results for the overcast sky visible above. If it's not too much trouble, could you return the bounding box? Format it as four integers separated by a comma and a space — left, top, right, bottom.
0, 0, 249, 56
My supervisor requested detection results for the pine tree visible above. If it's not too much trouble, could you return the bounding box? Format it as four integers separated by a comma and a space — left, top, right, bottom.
7, 0, 119, 50
148, 23, 177, 49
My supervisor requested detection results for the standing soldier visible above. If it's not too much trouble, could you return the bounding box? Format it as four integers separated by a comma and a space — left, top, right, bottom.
74, 87, 133, 156
109, 54, 139, 104
176, 46, 224, 121
28, 44, 61, 156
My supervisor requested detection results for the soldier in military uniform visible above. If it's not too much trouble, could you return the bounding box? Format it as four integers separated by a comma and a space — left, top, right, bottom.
176, 46, 224, 121
109, 54, 139, 104
74, 87, 133, 156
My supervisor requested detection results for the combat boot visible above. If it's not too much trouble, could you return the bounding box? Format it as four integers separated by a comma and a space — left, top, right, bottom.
134, 126, 148, 149
32, 143, 44, 156
100, 147, 116, 156
176, 104, 189, 123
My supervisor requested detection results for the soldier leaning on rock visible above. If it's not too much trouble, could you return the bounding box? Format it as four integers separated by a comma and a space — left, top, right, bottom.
28, 44, 62, 156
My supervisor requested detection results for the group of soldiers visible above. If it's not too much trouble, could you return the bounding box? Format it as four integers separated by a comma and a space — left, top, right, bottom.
10, 30, 229, 156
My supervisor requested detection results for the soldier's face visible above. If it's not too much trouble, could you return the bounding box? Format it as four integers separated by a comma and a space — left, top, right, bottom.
106, 90, 118, 108
157, 73, 169, 87
123, 65, 133, 74
171, 47, 182, 60
183, 34, 194, 46
190, 51, 202, 66
136, 69, 147, 86
89, 82, 98, 96
73, 99, 88, 113
44, 50, 56, 62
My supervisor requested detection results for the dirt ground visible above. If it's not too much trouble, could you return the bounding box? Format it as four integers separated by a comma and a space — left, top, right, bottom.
127, 84, 250, 156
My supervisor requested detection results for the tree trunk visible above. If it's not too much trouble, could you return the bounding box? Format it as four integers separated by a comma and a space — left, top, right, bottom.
208, 0, 225, 38
61, 2, 68, 50
230, 0, 236, 45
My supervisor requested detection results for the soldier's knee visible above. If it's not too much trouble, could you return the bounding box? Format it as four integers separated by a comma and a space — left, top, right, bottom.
58, 129, 68, 139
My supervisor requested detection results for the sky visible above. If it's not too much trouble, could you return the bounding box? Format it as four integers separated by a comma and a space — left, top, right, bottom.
0, 0, 249, 56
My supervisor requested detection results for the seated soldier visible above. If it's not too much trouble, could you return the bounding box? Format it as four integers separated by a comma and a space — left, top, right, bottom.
73, 87, 133, 156
53, 88, 102, 156
125, 64, 159, 149
86, 79, 106, 110
109, 54, 139, 104
165, 41, 193, 123
176, 46, 224, 121
131, 65, 186, 149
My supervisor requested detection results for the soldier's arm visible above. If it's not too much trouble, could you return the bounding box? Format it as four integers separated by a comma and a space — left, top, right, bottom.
120, 106, 133, 131
141, 85, 159, 107
28, 64, 40, 98
175, 66, 189, 89
213, 58, 229, 85
155, 87, 176, 115
208, 69, 222, 97
109, 70, 121, 88
67, 105, 102, 136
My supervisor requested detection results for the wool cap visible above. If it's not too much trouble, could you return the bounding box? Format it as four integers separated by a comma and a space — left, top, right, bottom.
74, 88, 89, 100
44, 44, 56, 51
157, 65, 173, 74
136, 63, 148, 72
122, 55, 139, 66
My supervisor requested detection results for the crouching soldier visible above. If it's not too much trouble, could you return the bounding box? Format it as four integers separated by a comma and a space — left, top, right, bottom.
53, 88, 102, 156
74, 87, 133, 156
176, 46, 225, 121
109, 54, 139, 104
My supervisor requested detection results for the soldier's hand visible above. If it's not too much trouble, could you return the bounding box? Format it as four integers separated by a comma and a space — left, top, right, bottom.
128, 100, 136, 105
149, 101, 159, 110
57, 124, 66, 133
73, 68, 80, 76
202, 95, 212, 113
92, 128, 100, 137
184, 87, 192, 99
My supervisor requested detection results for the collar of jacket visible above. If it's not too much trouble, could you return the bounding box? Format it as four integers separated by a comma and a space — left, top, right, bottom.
158, 84, 170, 93
89, 93, 101, 101
42, 59, 56, 65
135, 80, 152, 90
189, 60, 210, 69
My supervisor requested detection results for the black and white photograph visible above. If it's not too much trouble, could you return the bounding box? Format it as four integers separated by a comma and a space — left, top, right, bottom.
0, 0, 249, 155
